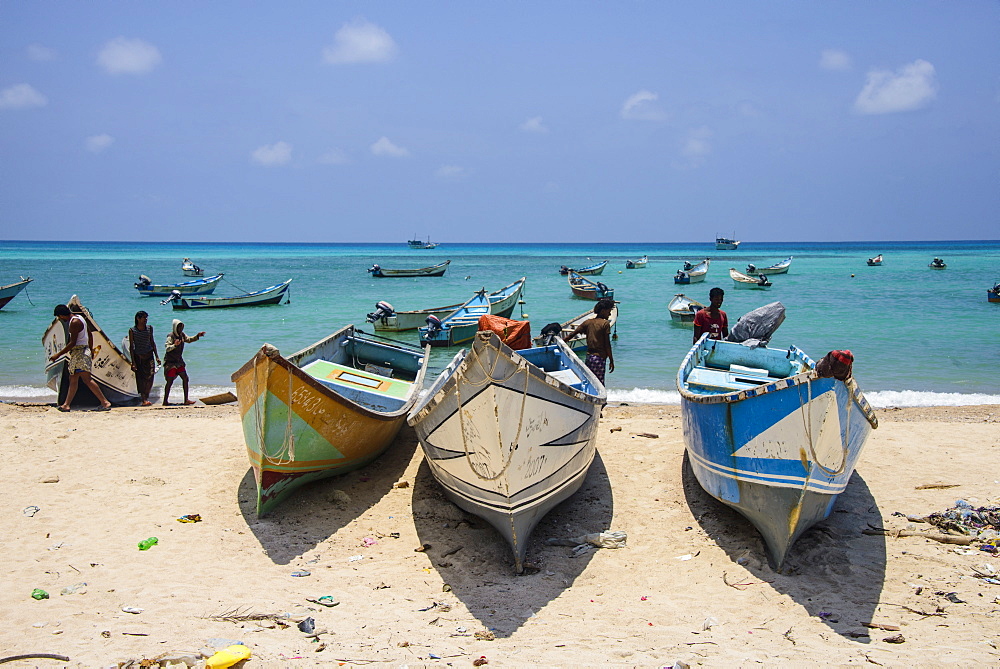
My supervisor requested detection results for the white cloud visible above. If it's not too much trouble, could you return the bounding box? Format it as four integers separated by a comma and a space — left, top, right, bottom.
27, 44, 57, 61
820, 49, 851, 71
251, 141, 293, 166
85, 134, 114, 153
435, 165, 468, 180
370, 136, 410, 157
0, 83, 47, 110
520, 116, 549, 133
97, 37, 162, 75
322, 19, 397, 64
318, 148, 350, 165
621, 89, 666, 121
854, 59, 937, 115
674, 126, 712, 169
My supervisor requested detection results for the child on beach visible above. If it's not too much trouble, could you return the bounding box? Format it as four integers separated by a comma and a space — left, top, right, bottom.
162, 319, 205, 406
565, 298, 615, 384
693, 287, 729, 343
48, 304, 113, 411
128, 310, 160, 406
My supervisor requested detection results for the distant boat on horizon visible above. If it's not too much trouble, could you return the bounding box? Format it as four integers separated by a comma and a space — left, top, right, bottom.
407, 236, 439, 249
716, 234, 741, 250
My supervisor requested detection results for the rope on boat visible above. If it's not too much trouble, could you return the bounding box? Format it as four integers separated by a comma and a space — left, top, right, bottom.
253, 349, 295, 467
798, 377, 848, 477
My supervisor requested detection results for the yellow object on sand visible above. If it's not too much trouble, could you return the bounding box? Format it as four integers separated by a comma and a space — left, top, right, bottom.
205, 644, 252, 668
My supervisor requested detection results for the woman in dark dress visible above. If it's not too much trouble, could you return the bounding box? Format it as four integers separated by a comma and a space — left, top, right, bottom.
128, 311, 160, 406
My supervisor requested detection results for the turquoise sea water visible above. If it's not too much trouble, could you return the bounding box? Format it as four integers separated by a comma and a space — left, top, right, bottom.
2, 240, 998, 406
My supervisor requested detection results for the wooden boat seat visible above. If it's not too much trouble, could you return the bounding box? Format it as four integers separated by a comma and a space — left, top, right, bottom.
301, 359, 411, 401
686, 365, 772, 393
547, 368, 586, 390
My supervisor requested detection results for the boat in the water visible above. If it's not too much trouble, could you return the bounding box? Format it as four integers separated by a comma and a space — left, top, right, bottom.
407, 237, 439, 249
746, 257, 792, 275
181, 258, 204, 276
368, 260, 450, 278
677, 334, 878, 568
559, 260, 608, 276
169, 279, 292, 309
532, 304, 619, 353
866, 254, 883, 266
568, 271, 614, 300
668, 293, 706, 323
0, 276, 32, 310
134, 274, 224, 297
625, 255, 648, 269
730, 268, 772, 289
715, 236, 740, 250
988, 281, 1000, 303
368, 280, 526, 332
42, 295, 140, 407
929, 257, 947, 270
407, 331, 606, 572
231, 325, 429, 516
674, 259, 710, 284
419, 278, 527, 347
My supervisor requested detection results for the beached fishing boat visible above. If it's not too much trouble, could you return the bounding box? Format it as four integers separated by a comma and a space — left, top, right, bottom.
866, 254, 883, 266
559, 260, 608, 276
372, 279, 526, 332
988, 281, 1000, 303
730, 268, 772, 289
929, 257, 947, 270
568, 271, 614, 300
419, 278, 527, 347
677, 335, 878, 568
368, 260, 450, 278
181, 258, 204, 276
407, 331, 606, 572
0, 276, 32, 310
625, 255, 648, 269
407, 237, 439, 249
674, 259, 710, 284
668, 293, 706, 323
169, 279, 292, 309
747, 257, 792, 275
134, 274, 224, 297
42, 295, 140, 407
231, 325, 429, 516
532, 304, 619, 353
715, 236, 740, 250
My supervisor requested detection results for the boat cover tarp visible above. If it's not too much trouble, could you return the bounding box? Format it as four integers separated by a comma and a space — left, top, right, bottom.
726, 301, 785, 345
478, 315, 532, 351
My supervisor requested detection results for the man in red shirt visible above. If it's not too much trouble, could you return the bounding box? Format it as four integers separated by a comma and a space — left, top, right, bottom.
693, 287, 729, 343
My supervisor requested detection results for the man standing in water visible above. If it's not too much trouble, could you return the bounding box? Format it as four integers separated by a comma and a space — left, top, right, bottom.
565, 298, 615, 384
48, 304, 112, 411
693, 287, 729, 343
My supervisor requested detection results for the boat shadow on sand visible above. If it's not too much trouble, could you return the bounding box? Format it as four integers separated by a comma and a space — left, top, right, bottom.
411, 450, 614, 639
237, 433, 419, 566
681, 452, 887, 643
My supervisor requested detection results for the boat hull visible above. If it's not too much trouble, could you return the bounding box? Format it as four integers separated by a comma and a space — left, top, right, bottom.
0, 277, 32, 309
678, 338, 877, 568
136, 274, 223, 297
988, 287, 1000, 303
668, 294, 705, 323
370, 261, 451, 278
420, 278, 525, 347
408, 333, 606, 571
171, 280, 291, 309
42, 299, 139, 407
231, 326, 427, 516
572, 261, 608, 276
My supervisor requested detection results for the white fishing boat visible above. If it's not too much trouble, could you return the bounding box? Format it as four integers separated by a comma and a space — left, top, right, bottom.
532, 304, 619, 353
715, 236, 740, 250
181, 258, 204, 276
730, 268, 772, 289
674, 258, 710, 284
625, 255, 648, 269
368, 279, 526, 332
746, 257, 792, 275
667, 293, 706, 323
0, 276, 32, 310
866, 254, 883, 266
169, 279, 292, 309
407, 331, 606, 572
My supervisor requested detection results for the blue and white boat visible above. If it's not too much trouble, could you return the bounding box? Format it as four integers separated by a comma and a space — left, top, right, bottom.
677, 335, 878, 568
134, 273, 224, 297
674, 258, 710, 284
419, 277, 526, 347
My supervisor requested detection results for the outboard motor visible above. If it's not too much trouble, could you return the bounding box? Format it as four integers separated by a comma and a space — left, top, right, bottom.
367, 264, 381, 275
758, 274, 769, 285
746, 263, 757, 273
675, 270, 686, 280
134, 275, 152, 289
160, 289, 183, 306
595, 282, 609, 294
559, 265, 571, 275
683, 261, 693, 271
366, 300, 395, 323
425, 314, 443, 333
540, 322, 563, 345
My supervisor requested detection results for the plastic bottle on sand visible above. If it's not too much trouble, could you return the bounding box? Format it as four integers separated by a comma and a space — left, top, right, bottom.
205, 645, 252, 669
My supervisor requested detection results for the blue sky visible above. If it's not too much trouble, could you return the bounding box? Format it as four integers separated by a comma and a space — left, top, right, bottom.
2, 1, 998, 243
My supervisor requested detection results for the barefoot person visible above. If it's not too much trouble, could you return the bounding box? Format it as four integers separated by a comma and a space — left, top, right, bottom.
693, 287, 729, 343
564, 298, 616, 384
162, 319, 205, 406
128, 310, 161, 406
48, 304, 112, 411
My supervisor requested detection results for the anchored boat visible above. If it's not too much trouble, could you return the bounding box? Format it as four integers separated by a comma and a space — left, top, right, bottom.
559, 260, 608, 276
368, 279, 526, 332
568, 271, 614, 300
730, 268, 772, 289
0, 276, 32, 310
533, 304, 619, 353
134, 274, 224, 297
407, 331, 606, 572
668, 293, 706, 323
368, 260, 450, 278
169, 279, 292, 309
625, 255, 648, 269
674, 259, 710, 284
746, 257, 792, 275
181, 258, 204, 276
419, 278, 527, 347
231, 326, 428, 516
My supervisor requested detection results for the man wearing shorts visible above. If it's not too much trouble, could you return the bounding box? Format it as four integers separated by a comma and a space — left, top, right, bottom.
565, 298, 615, 384
48, 304, 112, 411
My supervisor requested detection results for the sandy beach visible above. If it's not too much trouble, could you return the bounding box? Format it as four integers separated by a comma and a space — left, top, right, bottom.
1, 401, 999, 667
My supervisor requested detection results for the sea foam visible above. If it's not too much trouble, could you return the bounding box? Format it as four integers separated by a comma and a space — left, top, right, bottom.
607, 387, 1000, 408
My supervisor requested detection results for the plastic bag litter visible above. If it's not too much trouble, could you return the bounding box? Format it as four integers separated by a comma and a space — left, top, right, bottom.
547, 530, 627, 549
726, 302, 785, 344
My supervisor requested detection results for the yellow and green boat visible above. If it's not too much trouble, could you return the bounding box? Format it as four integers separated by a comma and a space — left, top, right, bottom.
231, 325, 428, 516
